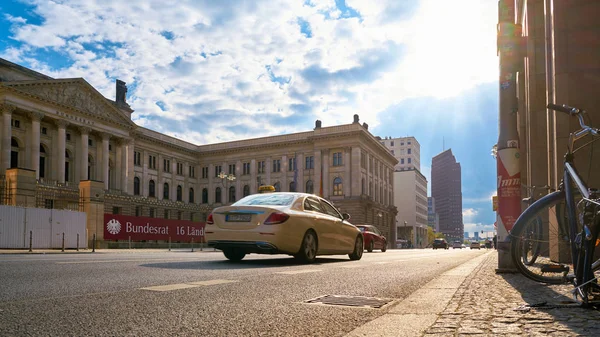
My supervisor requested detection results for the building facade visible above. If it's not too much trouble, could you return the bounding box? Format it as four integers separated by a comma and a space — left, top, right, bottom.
427, 197, 439, 232
0, 58, 398, 247
379, 136, 420, 171
431, 149, 463, 241
392, 170, 428, 248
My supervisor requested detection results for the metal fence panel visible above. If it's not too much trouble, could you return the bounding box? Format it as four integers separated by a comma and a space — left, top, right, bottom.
0, 205, 26, 248
27, 208, 52, 249
50, 210, 87, 249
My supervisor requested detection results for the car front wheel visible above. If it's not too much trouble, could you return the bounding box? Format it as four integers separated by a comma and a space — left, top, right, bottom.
381, 242, 387, 252
349, 235, 364, 260
367, 240, 374, 253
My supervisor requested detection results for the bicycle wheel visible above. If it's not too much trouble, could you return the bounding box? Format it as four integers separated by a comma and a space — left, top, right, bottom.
510, 190, 574, 284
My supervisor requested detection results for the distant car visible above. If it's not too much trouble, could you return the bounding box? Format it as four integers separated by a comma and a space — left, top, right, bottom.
484, 240, 492, 249
432, 238, 448, 250
205, 192, 364, 263
470, 241, 481, 250
356, 225, 387, 252
452, 240, 463, 249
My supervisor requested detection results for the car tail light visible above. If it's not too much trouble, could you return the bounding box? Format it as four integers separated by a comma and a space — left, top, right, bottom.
206, 213, 214, 225
263, 212, 289, 225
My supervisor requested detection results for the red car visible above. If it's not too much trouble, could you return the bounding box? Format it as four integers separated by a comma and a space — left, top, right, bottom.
356, 225, 387, 252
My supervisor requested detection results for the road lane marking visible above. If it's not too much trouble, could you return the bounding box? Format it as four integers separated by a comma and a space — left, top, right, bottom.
275, 269, 322, 275
140, 279, 239, 292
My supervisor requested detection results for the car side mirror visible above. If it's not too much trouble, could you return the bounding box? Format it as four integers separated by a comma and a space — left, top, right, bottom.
342, 213, 351, 220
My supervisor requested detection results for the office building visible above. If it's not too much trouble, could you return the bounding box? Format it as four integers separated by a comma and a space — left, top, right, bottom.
431, 149, 463, 241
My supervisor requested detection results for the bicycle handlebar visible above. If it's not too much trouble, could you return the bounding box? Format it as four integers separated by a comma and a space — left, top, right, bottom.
547, 103, 599, 138
547, 103, 581, 115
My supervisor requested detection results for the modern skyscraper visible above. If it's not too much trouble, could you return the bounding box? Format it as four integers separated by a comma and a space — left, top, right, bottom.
431, 149, 463, 241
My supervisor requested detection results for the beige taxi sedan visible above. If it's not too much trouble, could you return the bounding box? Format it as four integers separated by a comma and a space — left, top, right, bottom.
205, 192, 364, 263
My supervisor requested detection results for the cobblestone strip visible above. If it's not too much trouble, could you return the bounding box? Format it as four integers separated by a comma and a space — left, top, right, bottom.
423, 254, 600, 336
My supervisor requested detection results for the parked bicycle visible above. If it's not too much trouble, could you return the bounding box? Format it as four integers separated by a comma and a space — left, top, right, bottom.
510, 103, 600, 306
520, 185, 552, 266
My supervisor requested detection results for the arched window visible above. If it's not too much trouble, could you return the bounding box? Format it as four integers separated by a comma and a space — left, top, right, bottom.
189, 188, 194, 203
163, 183, 170, 200
229, 186, 236, 203
134, 177, 140, 195
306, 180, 314, 194
149, 180, 156, 197
202, 188, 208, 204
215, 187, 222, 203
87, 155, 95, 180
289, 181, 296, 192
177, 185, 182, 201
65, 150, 71, 182
39, 144, 47, 179
333, 177, 343, 196
10, 137, 19, 168
274, 182, 280, 192
243, 185, 250, 197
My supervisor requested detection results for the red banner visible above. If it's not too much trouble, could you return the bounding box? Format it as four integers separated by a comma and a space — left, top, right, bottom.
104, 214, 205, 242
497, 148, 521, 231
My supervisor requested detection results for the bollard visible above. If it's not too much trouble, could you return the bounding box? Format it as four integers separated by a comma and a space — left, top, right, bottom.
200, 236, 203, 251
92, 233, 96, 253
62, 232, 65, 252
191, 238, 194, 252
128, 236, 131, 250
168, 237, 171, 252
29, 230, 33, 252
77, 234, 80, 252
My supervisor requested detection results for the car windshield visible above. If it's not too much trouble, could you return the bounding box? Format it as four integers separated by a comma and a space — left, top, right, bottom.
232, 194, 295, 206
357, 227, 366, 232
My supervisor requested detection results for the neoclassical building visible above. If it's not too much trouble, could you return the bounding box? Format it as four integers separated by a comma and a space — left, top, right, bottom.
0, 58, 398, 247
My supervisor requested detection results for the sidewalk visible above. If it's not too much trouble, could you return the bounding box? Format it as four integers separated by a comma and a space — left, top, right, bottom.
0, 247, 219, 254
422, 252, 600, 336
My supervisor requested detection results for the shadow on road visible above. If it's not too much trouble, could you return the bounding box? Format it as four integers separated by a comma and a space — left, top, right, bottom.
140, 256, 352, 270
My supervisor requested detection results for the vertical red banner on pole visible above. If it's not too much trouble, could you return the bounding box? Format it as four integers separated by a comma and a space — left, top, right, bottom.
496, 147, 521, 232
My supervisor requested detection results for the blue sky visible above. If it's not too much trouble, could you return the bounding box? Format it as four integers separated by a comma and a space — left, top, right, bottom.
0, 0, 499, 235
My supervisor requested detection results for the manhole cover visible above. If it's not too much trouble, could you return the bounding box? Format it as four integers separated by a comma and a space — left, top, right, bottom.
304, 295, 394, 309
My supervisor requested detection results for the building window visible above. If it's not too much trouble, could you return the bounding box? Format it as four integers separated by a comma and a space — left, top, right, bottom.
177, 163, 184, 175
135, 206, 141, 217
190, 212, 195, 221
228, 164, 236, 175
408, 148, 411, 154
66, 133, 71, 141
288, 157, 296, 171
163, 183, 170, 199
11, 119, 20, 128
289, 181, 296, 192
150, 180, 156, 197
272, 159, 281, 172
257, 161, 265, 174
202, 188, 208, 204
189, 166, 195, 178
189, 188, 195, 203
306, 180, 314, 194
88, 139, 93, 146
391, 141, 394, 146
408, 141, 411, 145
109, 144, 113, 151
149, 207, 155, 218
177, 185, 182, 201
164, 209, 169, 219
243, 162, 250, 175
243, 185, 250, 197
41, 127, 47, 135
134, 151, 141, 166
333, 152, 342, 166
149, 155, 157, 170
401, 142, 404, 146
112, 207, 121, 215
361, 178, 365, 195
391, 150, 394, 155
274, 182, 280, 192
202, 167, 208, 179
305, 156, 314, 169
39, 144, 47, 179
228, 186, 236, 203
215, 187, 222, 203
177, 211, 182, 220
401, 158, 404, 164
134, 177, 140, 195
44, 199, 54, 209
333, 177, 343, 196
215, 165, 222, 177
408, 158, 412, 164
163, 159, 171, 173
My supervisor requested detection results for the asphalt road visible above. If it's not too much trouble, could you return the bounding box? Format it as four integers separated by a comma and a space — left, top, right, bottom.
0, 248, 488, 336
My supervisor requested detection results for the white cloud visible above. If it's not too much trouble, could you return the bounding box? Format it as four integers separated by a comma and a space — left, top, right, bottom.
462, 208, 478, 222
1, 0, 498, 145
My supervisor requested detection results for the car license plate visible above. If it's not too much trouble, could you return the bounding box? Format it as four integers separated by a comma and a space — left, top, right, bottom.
226, 214, 252, 222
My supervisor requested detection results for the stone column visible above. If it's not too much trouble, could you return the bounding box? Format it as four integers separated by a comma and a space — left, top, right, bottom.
351, 147, 361, 197
208, 163, 214, 204
101, 133, 110, 190
296, 153, 304, 192
250, 159, 257, 193
1, 104, 16, 172
79, 180, 105, 248
344, 147, 351, 196
322, 150, 329, 198
122, 139, 133, 194
266, 158, 272, 185
281, 155, 287, 191
235, 160, 242, 200
115, 142, 123, 190
55, 120, 69, 184
79, 127, 90, 181
28, 111, 43, 179
314, 149, 322, 196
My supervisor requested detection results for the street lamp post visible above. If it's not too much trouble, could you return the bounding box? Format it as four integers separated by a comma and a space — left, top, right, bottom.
218, 172, 236, 203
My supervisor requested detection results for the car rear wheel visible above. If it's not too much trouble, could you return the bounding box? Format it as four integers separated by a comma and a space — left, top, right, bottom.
295, 230, 318, 263
381, 242, 387, 252
349, 235, 364, 260
223, 249, 246, 262
367, 241, 374, 253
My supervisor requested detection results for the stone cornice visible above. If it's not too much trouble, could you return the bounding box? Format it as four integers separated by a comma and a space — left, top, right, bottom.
0, 102, 16, 115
